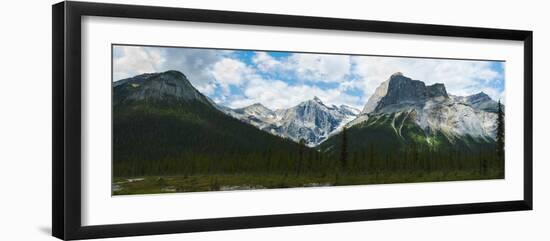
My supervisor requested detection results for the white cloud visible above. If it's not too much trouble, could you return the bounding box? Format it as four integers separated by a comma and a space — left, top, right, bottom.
195, 82, 217, 96
161, 48, 231, 93
211, 58, 251, 86
251, 52, 353, 83
252, 52, 283, 72
289, 54, 352, 83
227, 76, 362, 110
112, 46, 164, 81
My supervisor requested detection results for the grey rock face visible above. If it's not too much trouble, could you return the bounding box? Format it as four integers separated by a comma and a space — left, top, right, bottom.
374, 73, 448, 112
227, 103, 278, 130
361, 79, 390, 114
427, 83, 448, 98
234, 103, 276, 119
113, 70, 210, 105
463, 92, 501, 113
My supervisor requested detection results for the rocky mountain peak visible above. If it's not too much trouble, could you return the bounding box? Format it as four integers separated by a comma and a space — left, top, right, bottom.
346, 72, 504, 140
372, 73, 451, 112
236, 103, 274, 116
312, 96, 325, 105
463, 91, 500, 113
392, 72, 404, 77
361, 79, 390, 114
467, 91, 491, 103
113, 70, 209, 105
247, 102, 269, 109
427, 83, 448, 98
374, 74, 428, 112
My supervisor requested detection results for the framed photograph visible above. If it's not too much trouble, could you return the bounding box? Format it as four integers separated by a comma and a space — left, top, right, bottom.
52, 1, 533, 240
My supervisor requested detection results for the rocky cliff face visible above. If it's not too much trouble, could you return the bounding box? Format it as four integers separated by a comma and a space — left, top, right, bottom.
427, 83, 448, 98
374, 72, 448, 112
361, 79, 390, 114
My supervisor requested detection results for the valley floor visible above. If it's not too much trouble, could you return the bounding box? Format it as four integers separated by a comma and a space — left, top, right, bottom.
113, 170, 503, 195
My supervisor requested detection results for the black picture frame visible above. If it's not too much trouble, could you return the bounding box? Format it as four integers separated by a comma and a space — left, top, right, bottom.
52, 1, 533, 240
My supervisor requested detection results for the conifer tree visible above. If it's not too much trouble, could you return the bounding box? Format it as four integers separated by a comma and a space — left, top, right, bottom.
297, 138, 306, 175
496, 100, 505, 173
340, 127, 348, 171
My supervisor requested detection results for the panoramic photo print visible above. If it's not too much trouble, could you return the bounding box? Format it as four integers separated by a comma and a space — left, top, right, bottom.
112, 44, 505, 195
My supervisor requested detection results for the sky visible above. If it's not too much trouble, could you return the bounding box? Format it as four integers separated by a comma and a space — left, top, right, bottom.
112, 45, 505, 110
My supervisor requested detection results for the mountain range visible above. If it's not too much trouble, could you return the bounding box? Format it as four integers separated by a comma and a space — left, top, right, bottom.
218, 71, 501, 148
112, 70, 503, 177
114, 70, 502, 147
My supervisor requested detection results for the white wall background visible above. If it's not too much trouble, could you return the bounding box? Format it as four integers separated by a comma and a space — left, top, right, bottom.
0, 0, 547, 240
